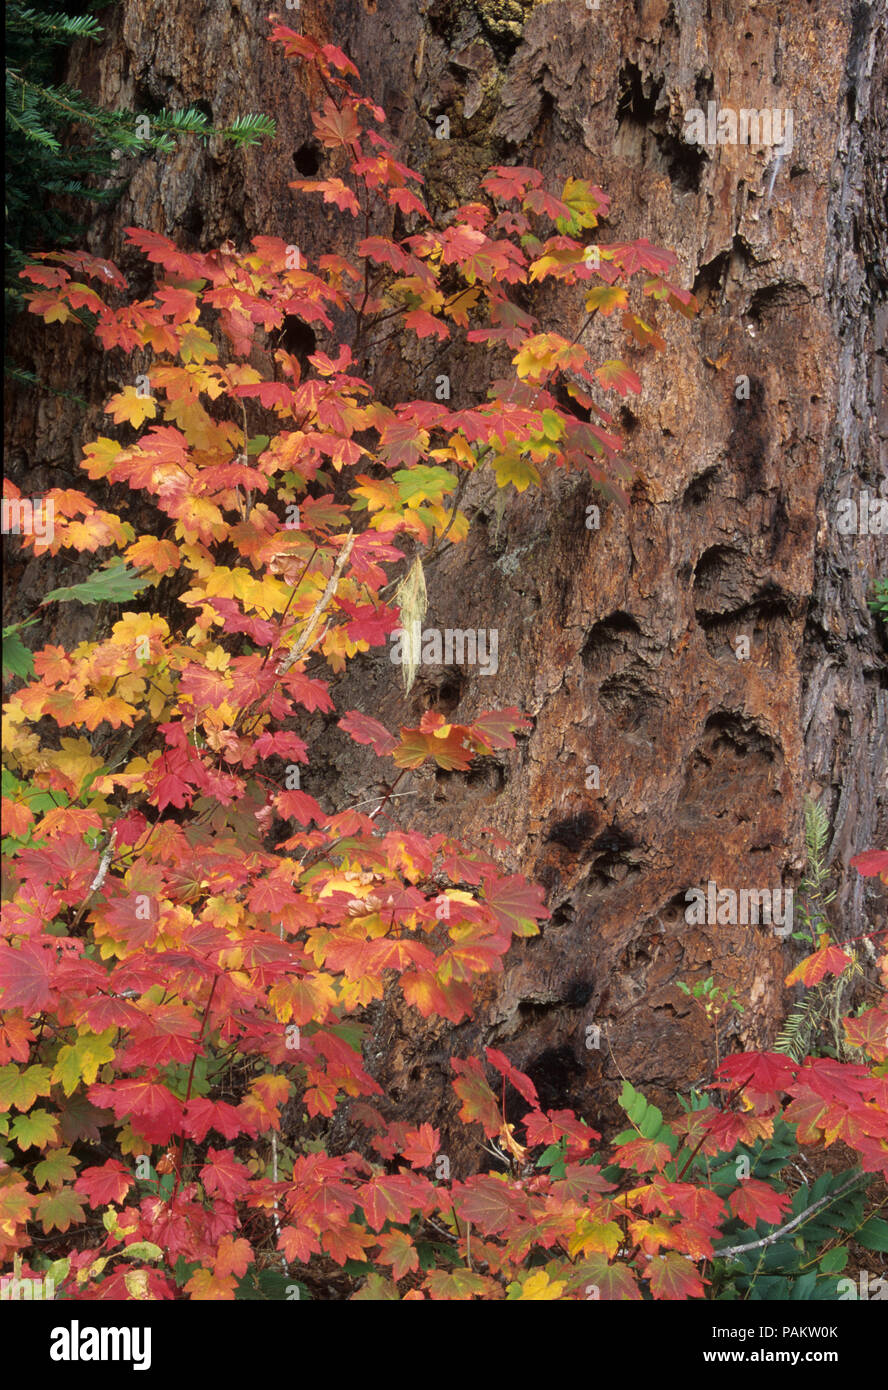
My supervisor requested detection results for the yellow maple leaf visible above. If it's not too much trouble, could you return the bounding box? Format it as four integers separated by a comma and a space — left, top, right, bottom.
173, 498, 228, 545
513, 336, 560, 380
37, 737, 104, 798
81, 437, 123, 479
105, 387, 157, 428
78, 695, 140, 730
178, 324, 218, 365
516, 1270, 566, 1301
568, 1216, 622, 1258
352, 476, 401, 512
241, 573, 291, 615
52, 1029, 116, 1097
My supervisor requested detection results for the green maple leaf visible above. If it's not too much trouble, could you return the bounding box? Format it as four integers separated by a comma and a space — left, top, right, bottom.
34, 1146, 79, 1189
42, 557, 151, 607
0, 1063, 53, 1111
2, 626, 35, 680
393, 465, 456, 506
11, 1108, 59, 1149
491, 449, 540, 493
52, 1029, 116, 1097
35, 1185, 87, 1234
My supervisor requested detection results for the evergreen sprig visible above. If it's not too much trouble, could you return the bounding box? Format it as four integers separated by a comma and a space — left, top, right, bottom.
5, 1, 275, 315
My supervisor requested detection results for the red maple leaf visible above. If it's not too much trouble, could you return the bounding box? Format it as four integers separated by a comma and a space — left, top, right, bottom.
468, 706, 532, 751
312, 97, 361, 150
0, 941, 56, 1013
124, 227, 208, 280
712, 1052, 796, 1098
850, 849, 888, 882
400, 1123, 440, 1168
481, 872, 551, 939
181, 1098, 248, 1142
613, 1136, 673, 1174
485, 1048, 539, 1109
88, 1076, 183, 1145
728, 1178, 792, 1228
75, 1160, 135, 1209
452, 1174, 531, 1234
359, 1173, 434, 1230
481, 166, 543, 201
604, 238, 677, 277
274, 789, 324, 825
451, 1056, 502, 1137
200, 1149, 254, 1201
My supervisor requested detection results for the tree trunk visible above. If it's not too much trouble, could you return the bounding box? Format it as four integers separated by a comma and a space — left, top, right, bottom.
5, 0, 886, 1152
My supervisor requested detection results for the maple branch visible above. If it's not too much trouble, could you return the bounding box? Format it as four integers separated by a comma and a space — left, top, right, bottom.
714, 1172, 866, 1260
67, 829, 118, 934
88, 831, 116, 894
276, 530, 356, 674
257, 544, 320, 674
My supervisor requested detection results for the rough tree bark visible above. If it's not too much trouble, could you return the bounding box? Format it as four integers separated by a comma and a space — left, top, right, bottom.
4, 0, 886, 1158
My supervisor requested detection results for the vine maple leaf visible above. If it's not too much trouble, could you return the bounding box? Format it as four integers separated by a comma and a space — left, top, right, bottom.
75, 1160, 135, 1209
105, 387, 158, 429
451, 1056, 502, 1137
647, 1250, 707, 1300
375, 1228, 419, 1280
0, 941, 56, 1013
312, 97, 361, 150
851, 849, 888, 884
785, 941, 854, 988
595, 360, 642, 396
360, 1173, 434, 1230
571, 1254, 642, 1301
727, 1178, 792, 1228
34, 1187, 86, 1234
339, 711, 397, 756
604, 238, 677, 277
481, 165, 543, 201
481, 872, 550, 939
452, 1174, 531, 1234
843, 1004, 888, 1062
200, 1149, 254, 1201
400, 1123, 439, 1168
184, 1268, 238, 1300
88, 1076, 184, 1145
485, 1048, 539, 1109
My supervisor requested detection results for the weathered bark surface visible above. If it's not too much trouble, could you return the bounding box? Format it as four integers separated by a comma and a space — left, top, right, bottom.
5, 1, 886, 1152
